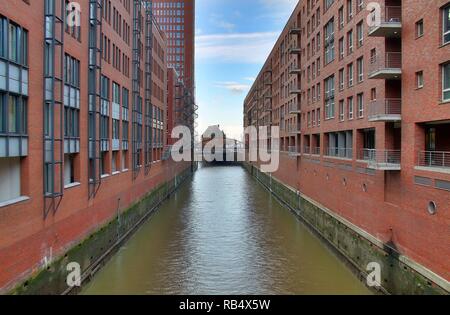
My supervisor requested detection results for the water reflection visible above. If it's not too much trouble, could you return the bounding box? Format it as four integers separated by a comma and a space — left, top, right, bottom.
82, 165, 371, 295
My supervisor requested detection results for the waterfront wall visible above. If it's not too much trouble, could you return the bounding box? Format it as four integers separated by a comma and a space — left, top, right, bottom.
2, 162, 194, 295
244, 162, 449, 295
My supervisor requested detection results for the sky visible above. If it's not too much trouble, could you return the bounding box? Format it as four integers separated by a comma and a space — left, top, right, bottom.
195, 0, 298, 140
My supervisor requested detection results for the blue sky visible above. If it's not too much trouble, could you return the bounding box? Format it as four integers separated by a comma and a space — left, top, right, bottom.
195, 0, 298, 139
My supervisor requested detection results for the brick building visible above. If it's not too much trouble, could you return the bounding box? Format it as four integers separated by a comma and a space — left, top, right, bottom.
244, 0, 450, 290
153, 0, 195, 91
0, 0, 191, 293
154, 0, 197, 151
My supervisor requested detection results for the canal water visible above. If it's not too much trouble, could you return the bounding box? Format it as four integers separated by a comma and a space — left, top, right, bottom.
82, 165, 371, 295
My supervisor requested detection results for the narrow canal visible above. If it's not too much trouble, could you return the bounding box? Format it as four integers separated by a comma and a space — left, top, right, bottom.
82, 165, 371, 295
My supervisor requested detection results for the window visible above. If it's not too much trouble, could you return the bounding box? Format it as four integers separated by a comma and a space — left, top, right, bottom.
357, 57, 364, 83
416, 71, 424, 89
339, 100, 345, 121
347, 30, 353, 54
356, 21, 363, 47
371, 88, 377, 100
443, 5, 450, 44
63, 54, 80, 143
339, 37, 344, 60
339, 68, 344, 91
325, 0, 335, 11
347, 63, 354, 87
66, 0, 81, 41
443, 63, 450, 101
347, 0, 353, 21
357, 0, 364, 12
324, 18, 335, 64
348, 97, 354, 120
0, 17, 6, 58
324, 75, 335, 119
416, 19, 424, 38
0, 157, 21, 203
357, 93, 364, 118
64, 154, 76, 186
2, 94, 27, 134
338, 6, 344, 29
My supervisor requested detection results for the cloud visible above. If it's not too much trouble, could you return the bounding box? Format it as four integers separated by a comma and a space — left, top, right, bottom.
258, 0, 298, 21
210, 14, 236, 32
196, 31, 279, 64
214, 81, 250, 94
244, 77, 256, 82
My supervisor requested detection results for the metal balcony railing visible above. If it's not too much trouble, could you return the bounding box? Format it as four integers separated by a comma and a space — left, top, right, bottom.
369, 6, 402, 29
311, 147, 320, 155
289, 103, 301, 114
360, 149, 401, 170
288, 124, 301, 133
288, 146, 301, 156
325, 147, 353, 159
368, 98, 402, 121
303, 146, 310, 154
417, 151, 450, 169
369, 52, 402, 77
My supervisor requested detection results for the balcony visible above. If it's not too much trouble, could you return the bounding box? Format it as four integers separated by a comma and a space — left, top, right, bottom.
417, 151, 450, 171
264, 103, 272, 112
288, 124, 301, 134
368, 52, 402, 80
289, 27, 301, 36
289, 66, 301, 75
303, 146, 310, 154
325, 147, 353, 160
288, 146, 301, 157
289, 86, 302, 95
289, 47, 301, 55
311, 147, 320, 155
368, 6, 402, 38
368, 99, 402, 122
289, 103, 301, 114
360, 149, 401, 171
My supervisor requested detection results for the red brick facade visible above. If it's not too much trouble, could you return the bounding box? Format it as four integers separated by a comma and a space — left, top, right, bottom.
0, 0, 190, 292
244, 0, 450, 282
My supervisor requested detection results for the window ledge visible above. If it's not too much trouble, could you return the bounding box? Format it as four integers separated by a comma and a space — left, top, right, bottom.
122, 168, 129, 172
0, 196, 30, 208
64, 182, 81, 190
112, 171, 121, 176
439, 100, 450, 105
414, 166, 450, 175
101, 174, 110, 179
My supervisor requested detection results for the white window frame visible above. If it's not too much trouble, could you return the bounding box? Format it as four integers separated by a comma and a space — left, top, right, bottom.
443, 5, 450, 45
357, 93, 364, 118
417, 71, 424, 89
443, 63, 450, 101
357, 58, 364, 83
348, 97, 354, 120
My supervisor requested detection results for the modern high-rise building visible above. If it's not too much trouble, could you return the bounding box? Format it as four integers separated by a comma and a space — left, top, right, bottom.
244, 0, 450, 294
0, 0, 192, 294
152, 0, 195, 91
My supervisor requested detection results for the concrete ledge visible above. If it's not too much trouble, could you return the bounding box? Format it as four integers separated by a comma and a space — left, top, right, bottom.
244, 162, 449, 295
